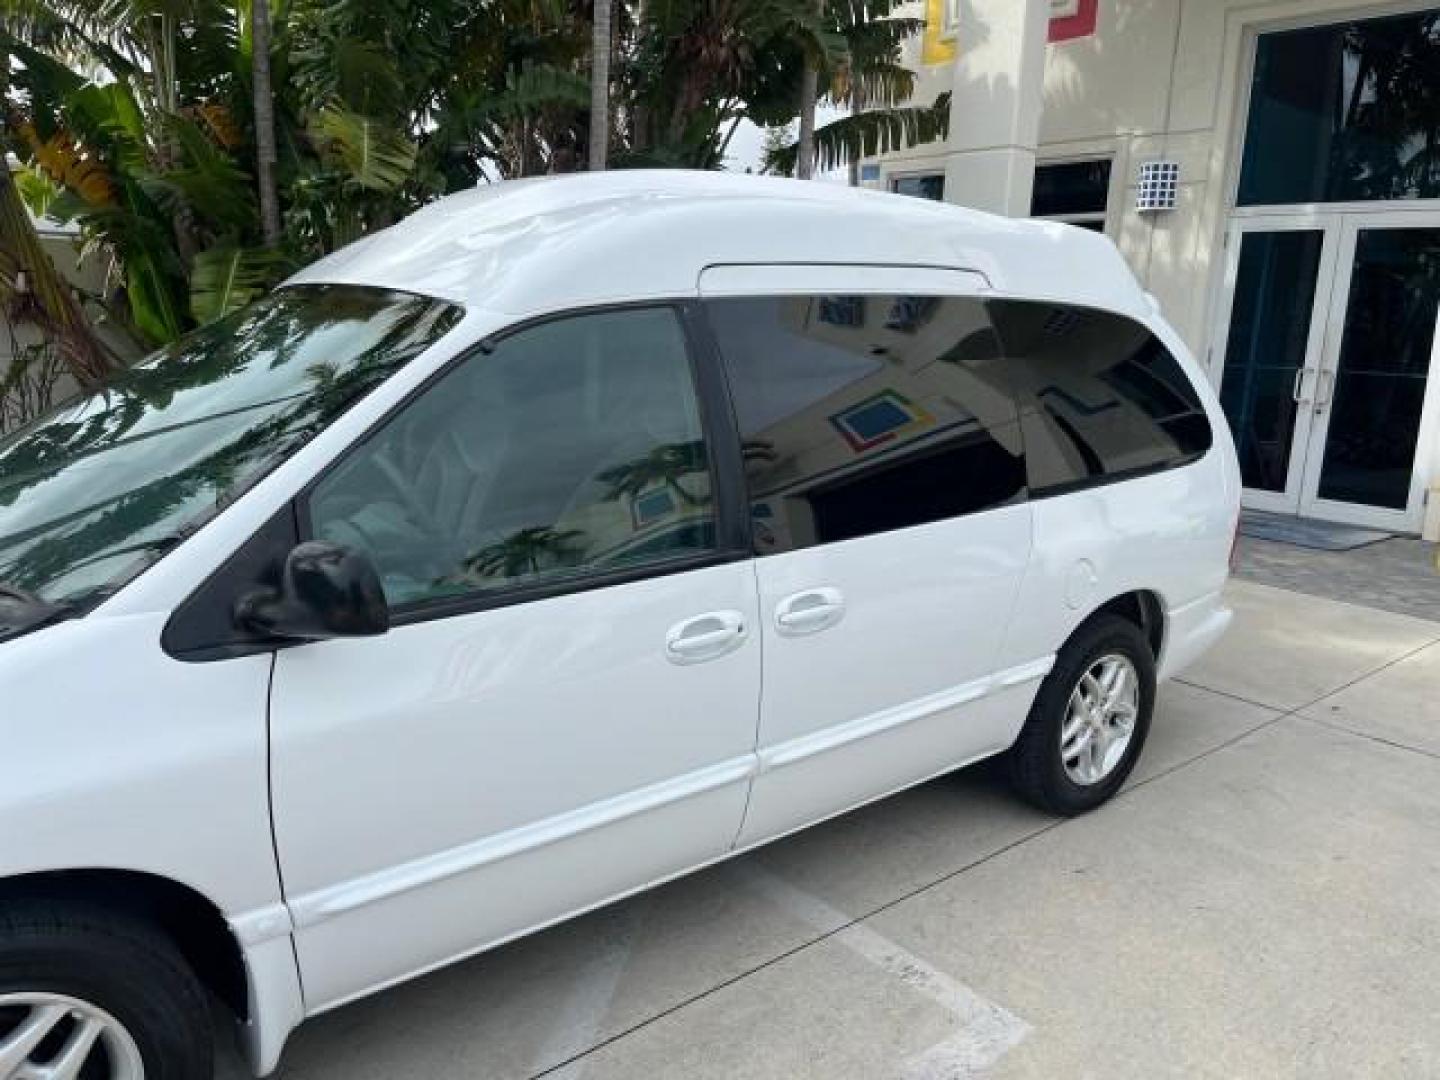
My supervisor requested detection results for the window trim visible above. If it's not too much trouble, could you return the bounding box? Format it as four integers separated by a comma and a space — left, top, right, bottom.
290, 298, 754, 629
1025, 450, 1211, 502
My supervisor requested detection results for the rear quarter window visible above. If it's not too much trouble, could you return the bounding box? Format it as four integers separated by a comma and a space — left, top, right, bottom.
989, 300, 1213, 496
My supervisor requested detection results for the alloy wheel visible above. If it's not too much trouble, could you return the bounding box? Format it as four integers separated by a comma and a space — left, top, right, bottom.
1059, 653, 1140, 786
0, 993, 144, 1080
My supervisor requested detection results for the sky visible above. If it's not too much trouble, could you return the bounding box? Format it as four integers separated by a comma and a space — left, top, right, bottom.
721, 106, 851, 181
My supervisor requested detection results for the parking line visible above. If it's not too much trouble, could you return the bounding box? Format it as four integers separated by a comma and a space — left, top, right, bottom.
733, 864, 1030, 1078
529, 899, 648, 1080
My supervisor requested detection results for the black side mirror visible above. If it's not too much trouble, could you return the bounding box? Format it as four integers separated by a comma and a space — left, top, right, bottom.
236, 541, 390, 640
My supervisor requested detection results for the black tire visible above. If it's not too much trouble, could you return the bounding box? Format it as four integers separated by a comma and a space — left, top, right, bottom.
1006, 614, 1156, 816
0, 900, 213, 1079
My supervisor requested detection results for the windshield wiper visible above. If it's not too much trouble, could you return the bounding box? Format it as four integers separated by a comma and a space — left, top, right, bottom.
0, 583, 78, 643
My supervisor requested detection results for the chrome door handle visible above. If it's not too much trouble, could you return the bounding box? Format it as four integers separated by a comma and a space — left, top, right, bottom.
775, 587, 845, 636
1292, 366, 1316, 403
1314, 369, 1335, 412
665, 610, 747, 665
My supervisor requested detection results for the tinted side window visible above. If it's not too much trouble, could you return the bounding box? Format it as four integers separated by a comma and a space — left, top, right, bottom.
307, 307, 717, 606
989, 301, 1213, 496
707, 295, 1025, 555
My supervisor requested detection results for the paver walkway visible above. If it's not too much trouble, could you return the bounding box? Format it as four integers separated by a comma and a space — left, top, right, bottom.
1234, 534, 1440, 622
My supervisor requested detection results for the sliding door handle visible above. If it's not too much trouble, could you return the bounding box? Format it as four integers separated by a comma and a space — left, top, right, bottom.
775, 587, 845, 636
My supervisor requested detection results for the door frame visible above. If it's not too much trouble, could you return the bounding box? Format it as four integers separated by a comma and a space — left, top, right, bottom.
1211, 208, 1440, 532
1207, 213, 1344, 516
1299, 210, 1440, 532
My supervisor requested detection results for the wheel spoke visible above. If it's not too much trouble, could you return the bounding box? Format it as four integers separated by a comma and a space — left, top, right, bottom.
0, 1004, 66, 1075
41, 1017, 103, 1080
1061, 708, 1089, 746
1089, 727, 1111, 777
1062, 725, 1093, 762
1103, 664, 1130, 711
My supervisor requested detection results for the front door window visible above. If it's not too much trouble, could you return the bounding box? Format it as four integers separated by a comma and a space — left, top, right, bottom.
307, 306, 718, 607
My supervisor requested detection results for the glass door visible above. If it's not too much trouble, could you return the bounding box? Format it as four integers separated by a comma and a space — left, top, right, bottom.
1214, 213, 1440, 531
1212, 216, 1341, 515
1300, 216, 1440, 531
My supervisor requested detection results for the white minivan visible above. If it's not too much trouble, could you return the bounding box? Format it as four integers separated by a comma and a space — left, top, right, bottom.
0, 172, 1237, 1079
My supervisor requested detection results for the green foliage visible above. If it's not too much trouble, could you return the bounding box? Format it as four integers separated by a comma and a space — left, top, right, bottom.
1, 0, 946, 352
309, 106, 416, 192
189, 243, 294, 323
768, 92, 950, 173
12, 165, 61, 216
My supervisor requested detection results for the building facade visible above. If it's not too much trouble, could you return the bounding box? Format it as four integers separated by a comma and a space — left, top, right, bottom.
864, 0, 1440, 538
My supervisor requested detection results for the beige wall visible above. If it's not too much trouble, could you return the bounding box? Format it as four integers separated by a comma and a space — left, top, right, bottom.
2, 230, 106, 359
1038, 0, 1440, 357
873, 0, 1440, 354
867, 0, 1440, 530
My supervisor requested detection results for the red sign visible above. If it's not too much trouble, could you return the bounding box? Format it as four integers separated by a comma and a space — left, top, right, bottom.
1049, 0, 1098, 43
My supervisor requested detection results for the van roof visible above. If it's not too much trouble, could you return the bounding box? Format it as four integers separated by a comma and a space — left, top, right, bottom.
285, 170, 1151, 319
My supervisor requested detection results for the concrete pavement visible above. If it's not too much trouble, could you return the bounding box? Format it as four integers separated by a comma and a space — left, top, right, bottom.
223, 580, 1440, 1079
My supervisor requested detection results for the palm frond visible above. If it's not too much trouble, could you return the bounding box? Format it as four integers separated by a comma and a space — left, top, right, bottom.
11, 164, 62, 217
18, 121, 117, 205
66, 199, 188, 342
767, 92, 950, 173
187, 101, 244, 150
309, 106, 416, 192
830, 60, 915, 108
190, 243, 292, 324
0, 0, 138, 78
482, 61, 589, 119
165, 113, 257, 232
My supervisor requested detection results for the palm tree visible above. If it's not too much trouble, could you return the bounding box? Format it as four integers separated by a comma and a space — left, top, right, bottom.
3, 0, 945, 357
597, 440, 707, 508
767, 0, 949, 175
250, 0, 281, 246
464, 526, 587, 580
794, 0, 822, 179
589, 0, 612, 169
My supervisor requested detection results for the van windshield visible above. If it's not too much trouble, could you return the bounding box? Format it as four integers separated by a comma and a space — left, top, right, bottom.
0, 285, 461, 616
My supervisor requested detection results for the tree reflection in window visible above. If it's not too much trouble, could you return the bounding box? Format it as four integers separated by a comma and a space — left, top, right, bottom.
0, 287, 460, 604
1241, 12, 1440, 205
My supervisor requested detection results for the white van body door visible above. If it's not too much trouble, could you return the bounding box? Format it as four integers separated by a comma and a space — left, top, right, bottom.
267, 305, 761, 1010
698, 266, 1040, 849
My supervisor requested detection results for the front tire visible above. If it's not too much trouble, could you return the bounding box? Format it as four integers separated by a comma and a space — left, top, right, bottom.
1007, 614, 1156, 816
0, 901, 213, 1079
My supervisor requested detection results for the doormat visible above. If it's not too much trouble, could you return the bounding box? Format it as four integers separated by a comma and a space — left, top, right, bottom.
1239, 510, 1395, 552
